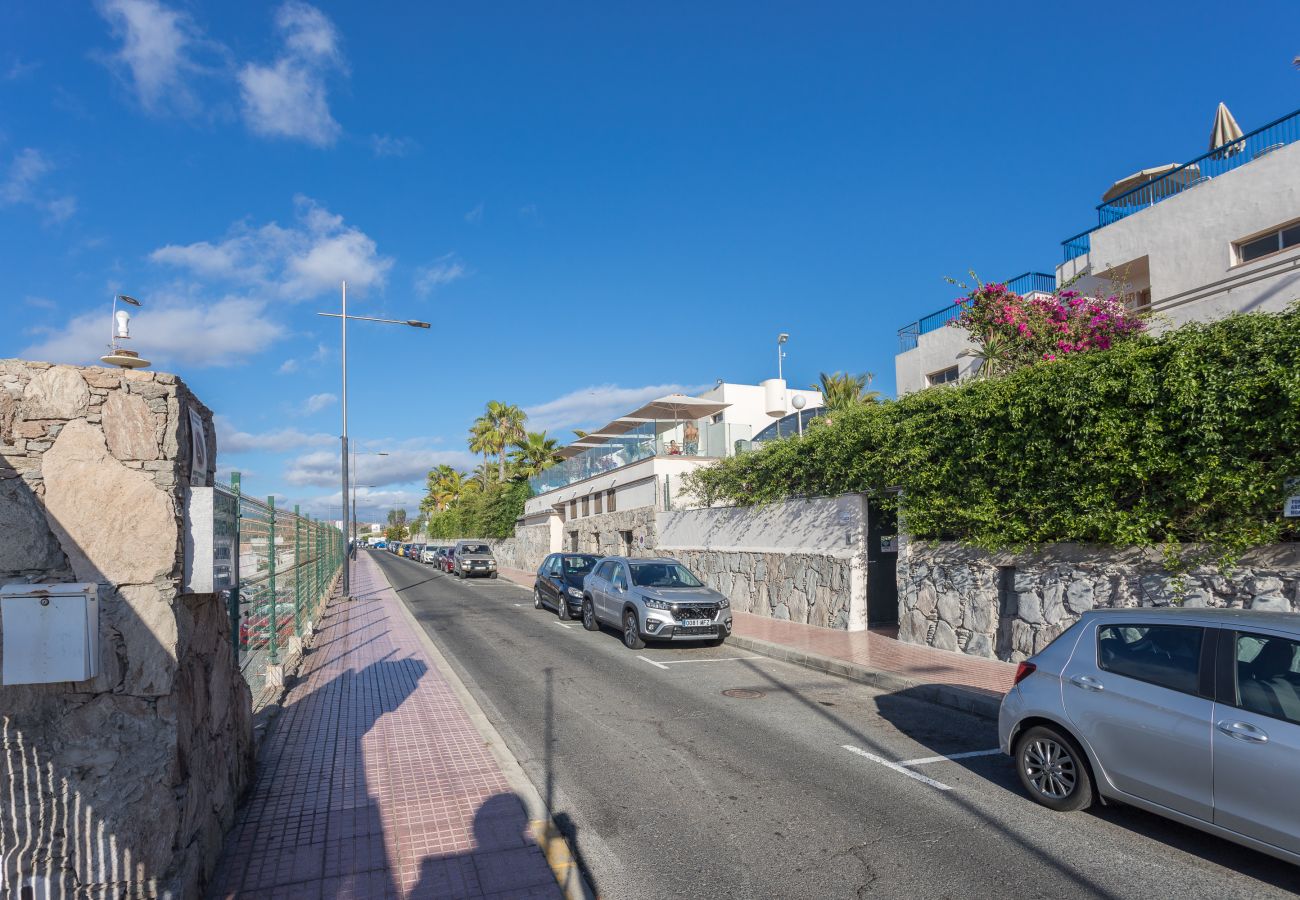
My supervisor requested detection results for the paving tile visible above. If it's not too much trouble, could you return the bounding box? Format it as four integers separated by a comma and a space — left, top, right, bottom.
209, 554, 560, 898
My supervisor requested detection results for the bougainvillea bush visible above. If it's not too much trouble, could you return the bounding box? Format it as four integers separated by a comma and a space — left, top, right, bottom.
952, 281, 1148, 377
684, 305, 1300, 561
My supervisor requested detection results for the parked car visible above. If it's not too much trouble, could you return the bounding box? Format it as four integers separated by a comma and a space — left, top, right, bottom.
999, 607, 1300, 866
451, 541, 497, 578
421, 545, 442, 564
409, 542, 426, 561
533, 553, 601, 620
581, 556, 732, 649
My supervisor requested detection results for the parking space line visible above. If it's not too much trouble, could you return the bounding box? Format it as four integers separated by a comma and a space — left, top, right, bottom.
658, 657, 764, 665
552, 621, 573, 630
841, 745, 952, 791
635, 655, 671, 670
896, 749, 1002, 767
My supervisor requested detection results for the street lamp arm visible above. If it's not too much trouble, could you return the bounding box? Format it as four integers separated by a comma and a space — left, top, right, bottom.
316, 313, 431, 328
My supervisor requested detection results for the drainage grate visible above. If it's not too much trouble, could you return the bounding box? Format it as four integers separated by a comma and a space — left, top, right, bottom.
722, 688, 765, 700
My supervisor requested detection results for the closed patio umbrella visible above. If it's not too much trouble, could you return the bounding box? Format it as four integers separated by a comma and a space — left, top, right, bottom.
1209, 101, 1244, 158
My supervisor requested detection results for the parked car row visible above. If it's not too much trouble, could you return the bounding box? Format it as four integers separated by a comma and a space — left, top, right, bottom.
533, 553, 733, 650
384, 539, 499, 578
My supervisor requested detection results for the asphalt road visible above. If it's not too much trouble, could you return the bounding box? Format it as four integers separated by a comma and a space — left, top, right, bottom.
370, 550, 1300, 900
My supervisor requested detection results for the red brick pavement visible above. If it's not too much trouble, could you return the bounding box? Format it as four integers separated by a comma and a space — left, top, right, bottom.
498, 565, 1015, 697
210, 553, 560, 900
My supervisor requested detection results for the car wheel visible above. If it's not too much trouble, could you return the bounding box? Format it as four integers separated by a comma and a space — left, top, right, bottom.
490, 572, 498, 579
623, 610, 646, 650
581, 599, 599, 631
557, 598, 572, 621
534, 589, 545, 610
1015, 725, 1094, 812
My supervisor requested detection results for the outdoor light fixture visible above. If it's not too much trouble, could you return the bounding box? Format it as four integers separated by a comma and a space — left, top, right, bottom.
777, 332, 789, 381
792, 393, 807, 437
100, 293, 151, 369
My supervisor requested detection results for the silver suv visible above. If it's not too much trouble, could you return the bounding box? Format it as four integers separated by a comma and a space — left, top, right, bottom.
581, 556, 733, 649
999, 607, 1300, 866
452, 541, 498, 578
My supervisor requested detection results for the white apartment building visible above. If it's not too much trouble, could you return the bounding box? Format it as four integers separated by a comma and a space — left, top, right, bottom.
895, 105, 1300, 395
518, 382, 822, 557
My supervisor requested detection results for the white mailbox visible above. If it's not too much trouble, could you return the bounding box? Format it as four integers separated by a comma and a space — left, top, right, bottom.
0, 583, 99, 685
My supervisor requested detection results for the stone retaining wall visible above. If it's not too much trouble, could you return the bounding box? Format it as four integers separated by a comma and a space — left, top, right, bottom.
898, 540, 1300, 662
668, 549, 857, 629
0, 360, 253, 899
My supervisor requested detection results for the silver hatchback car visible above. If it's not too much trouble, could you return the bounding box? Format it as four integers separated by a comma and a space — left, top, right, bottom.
999, 608, 1300, 866
581, 556, 733, 649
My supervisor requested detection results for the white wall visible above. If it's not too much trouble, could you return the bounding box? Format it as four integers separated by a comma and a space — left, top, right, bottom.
657, 494, 866, 556
1059, 140, 1300, 329
894, 324, 979, 396
697, 382, 823, 432
524, 455, 716, 517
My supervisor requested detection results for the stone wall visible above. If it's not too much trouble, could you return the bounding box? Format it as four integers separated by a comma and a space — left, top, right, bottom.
484, 523, 552, 573
668, 549, 856, 629
0, 360, 253, 899
897, 539, 1300, 662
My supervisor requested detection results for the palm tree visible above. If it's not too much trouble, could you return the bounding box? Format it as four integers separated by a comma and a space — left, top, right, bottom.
508, 431, 562, 477
813, 372, 881, 412
468, 416, 495, 488
486, 401, 528, 482
426, 464, 466, 511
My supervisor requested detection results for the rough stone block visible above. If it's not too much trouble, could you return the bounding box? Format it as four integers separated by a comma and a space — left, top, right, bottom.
1016, 591, 1044, 624
103, 389, 160, 461
22, 366, 89, 419
1250, 595, 1292, 612
932, 620, 959, 652
1065, 579, 1095, 614
915, 581, 938, 617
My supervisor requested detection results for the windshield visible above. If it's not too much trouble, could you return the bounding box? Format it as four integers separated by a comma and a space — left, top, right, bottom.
461, 544, 490, 554
629, 562, 704, 588
563, 555, 598, 573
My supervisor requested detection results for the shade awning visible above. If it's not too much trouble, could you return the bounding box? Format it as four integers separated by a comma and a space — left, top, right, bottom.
1209, 101, 1245, 158
1102, 163, 1201, 205
555, 393, 731, 457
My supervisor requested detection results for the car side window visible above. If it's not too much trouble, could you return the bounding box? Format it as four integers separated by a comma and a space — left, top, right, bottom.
597, 561, 613, 581
1234, 632, 1300, 725
1096, 624, 1204, 695
611, 566, 628, 591
548, 557, 563, 577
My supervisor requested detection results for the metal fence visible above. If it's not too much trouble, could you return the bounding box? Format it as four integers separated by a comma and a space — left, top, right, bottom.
897, 272, 1057, 351
216, 471, 344, 696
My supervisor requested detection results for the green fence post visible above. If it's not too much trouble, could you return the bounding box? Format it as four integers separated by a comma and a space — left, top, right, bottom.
293, 504, 303, 637
229, 471, 242, 666
267, 495, 279, 666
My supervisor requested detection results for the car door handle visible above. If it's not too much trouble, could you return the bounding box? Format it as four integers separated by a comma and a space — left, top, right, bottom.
1069, 675, 1105, 692
1216, 720, 1269, 744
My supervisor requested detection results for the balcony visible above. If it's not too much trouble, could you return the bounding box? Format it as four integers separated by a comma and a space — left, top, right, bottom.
1061, 107, 1300, 261
897, 272, 1056, 352
528, 419, 753, 496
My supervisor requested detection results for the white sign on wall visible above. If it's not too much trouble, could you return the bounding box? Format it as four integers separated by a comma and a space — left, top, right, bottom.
188, 407, 208, 486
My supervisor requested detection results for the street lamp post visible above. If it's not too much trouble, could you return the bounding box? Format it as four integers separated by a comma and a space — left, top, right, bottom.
777, 332, 789, 382
318, 281, 429, 600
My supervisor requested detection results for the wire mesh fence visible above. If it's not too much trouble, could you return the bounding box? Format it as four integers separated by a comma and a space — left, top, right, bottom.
216, 471, 344, 697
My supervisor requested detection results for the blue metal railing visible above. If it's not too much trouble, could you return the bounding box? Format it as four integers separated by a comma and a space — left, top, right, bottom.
1060, 107, 1300, 258
898, 272, 1056, 352
1061, 228, 1095, 262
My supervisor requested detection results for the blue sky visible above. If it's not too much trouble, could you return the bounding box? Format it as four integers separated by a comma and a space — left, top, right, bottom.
3, 1, 1298, 520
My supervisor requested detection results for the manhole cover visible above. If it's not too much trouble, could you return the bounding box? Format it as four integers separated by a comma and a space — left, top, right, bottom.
722, 688, 765, 700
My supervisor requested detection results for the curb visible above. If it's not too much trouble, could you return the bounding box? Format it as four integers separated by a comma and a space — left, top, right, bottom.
727, 634, 1004, 721
383, 564, 595, 900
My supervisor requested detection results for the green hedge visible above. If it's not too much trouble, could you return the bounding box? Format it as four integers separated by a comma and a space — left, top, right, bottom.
424, 480, 529, 540
686, 306, 1300, 558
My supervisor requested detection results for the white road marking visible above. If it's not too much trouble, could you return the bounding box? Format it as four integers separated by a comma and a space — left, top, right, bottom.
514, 603, 523, 607
552, 621, 573, 630
841, 745, 952, 791
636, 655, 671, 670
658, 657, 764, 665
897, 749, 1003, 767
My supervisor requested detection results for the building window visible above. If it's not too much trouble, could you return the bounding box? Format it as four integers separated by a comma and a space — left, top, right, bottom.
606, 489, 616, 512
1235, 221, 1300, 264
594, 491, 603, 515
927, 366, 959, 386
581, 495, 590, 517
569, 500, 577, 520
1124, 288, 1152, 313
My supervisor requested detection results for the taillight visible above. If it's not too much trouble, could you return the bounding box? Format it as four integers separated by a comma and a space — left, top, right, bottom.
1013, 661, 1037, 685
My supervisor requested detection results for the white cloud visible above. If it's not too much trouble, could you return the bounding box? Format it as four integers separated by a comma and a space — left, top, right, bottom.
413, 254, 467, 298
524, 383, 713, 434
278, 358, 300, 374
296, 487, 423, 521
1, 149, 77, 224
237, 2, 345, 146
5, 57, 40, 81
21, 296, 285, 368
284, 447, 477, 488
95, 0, 205, 115
370, 134, 416, 158
463, 203, 484, 224
301, 392, 336, 414
150, 195, 392, 300
214, 415, 335, 454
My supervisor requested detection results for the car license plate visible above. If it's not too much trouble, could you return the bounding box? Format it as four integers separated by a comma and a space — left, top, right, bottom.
682, 618, 712, 628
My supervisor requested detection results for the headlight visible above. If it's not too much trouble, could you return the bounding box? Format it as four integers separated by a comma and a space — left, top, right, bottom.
643, 598, 671, 610
488, 560, 496, 567
717, 597, 730, 608
567, 587, 584, 598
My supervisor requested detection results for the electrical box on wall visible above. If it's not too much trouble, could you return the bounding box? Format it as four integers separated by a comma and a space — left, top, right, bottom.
0, 583, 99, 685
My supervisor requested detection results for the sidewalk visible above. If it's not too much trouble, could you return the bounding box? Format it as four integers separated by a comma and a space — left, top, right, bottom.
498, 566, 1015, 717
210, 553, 562, 899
